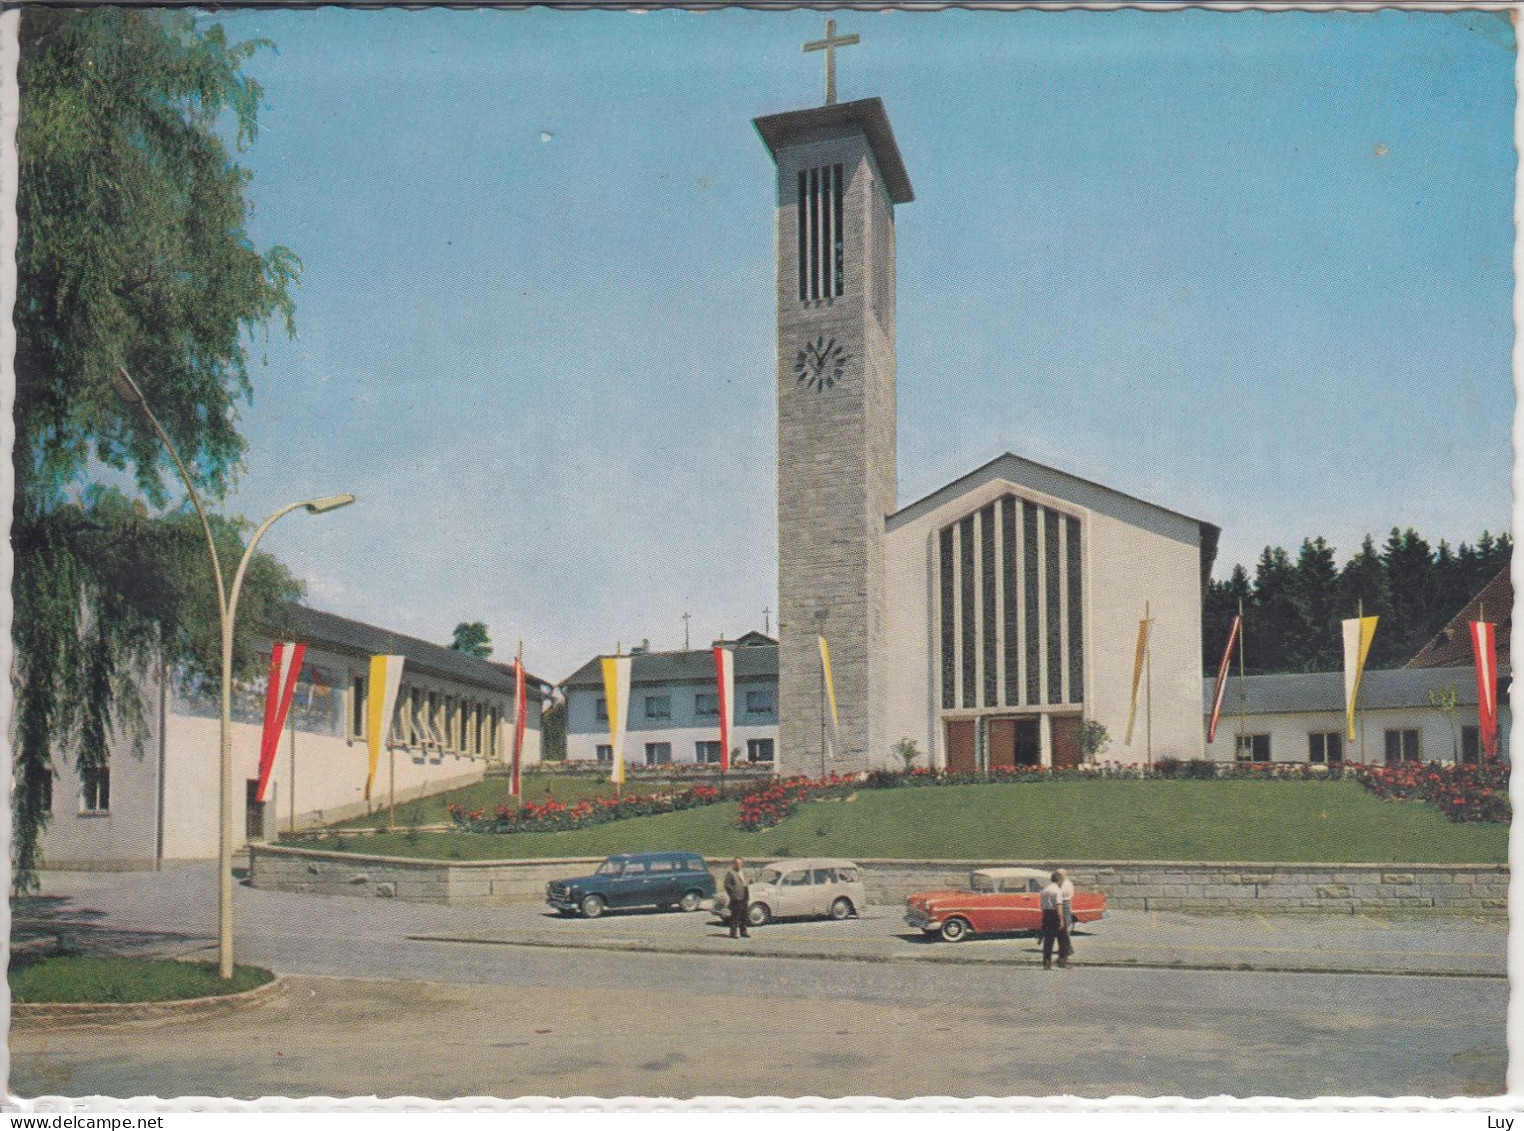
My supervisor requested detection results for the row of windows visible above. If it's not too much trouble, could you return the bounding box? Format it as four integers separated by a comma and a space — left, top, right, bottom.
1234, 727, 1485, 765
797, 163, 845, 303
595, 739, 775, 765
350, 676, 504, 760
34, 766, 107, 816
595, 689, 774, 722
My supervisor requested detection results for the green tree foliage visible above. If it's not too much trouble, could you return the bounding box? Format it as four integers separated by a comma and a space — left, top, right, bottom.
1205, 527, 1511, 675
449, 622, 493, 659
13, 9, 302, 892
539, 696, 566, 762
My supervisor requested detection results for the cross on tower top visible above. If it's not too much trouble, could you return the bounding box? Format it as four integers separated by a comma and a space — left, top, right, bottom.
803, 19, 859, 107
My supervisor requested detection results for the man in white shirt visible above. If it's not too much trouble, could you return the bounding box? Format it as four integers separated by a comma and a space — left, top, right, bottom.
1058, 868, 1075, 933
1039, 872, 1068, 969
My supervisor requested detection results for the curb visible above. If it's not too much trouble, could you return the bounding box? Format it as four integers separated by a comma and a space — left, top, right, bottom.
11, 973, 288, 1031
409, 933, 1506, 980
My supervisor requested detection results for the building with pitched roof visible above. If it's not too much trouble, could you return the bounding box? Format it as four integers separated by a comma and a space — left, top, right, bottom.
40, 605, 549, 869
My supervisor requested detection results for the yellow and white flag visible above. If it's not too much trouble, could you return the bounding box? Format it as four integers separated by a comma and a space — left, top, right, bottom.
1123, 607, 1151, 745
364, 654, 406, 800
600, 652, 632, 785
819, 635, 839, 758
1342, 615, 1378, 741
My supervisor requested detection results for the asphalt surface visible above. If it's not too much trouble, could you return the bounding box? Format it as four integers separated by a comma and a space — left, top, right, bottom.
6, 865, 1510, 1101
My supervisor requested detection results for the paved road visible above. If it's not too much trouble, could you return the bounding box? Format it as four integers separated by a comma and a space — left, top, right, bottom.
7, 866, 1509, 1100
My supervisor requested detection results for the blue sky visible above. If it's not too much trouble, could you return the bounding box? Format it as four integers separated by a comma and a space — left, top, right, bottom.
203, 7, 1515, 682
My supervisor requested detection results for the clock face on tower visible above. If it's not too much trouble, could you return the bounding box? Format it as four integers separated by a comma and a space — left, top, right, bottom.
794, 335, 851, 392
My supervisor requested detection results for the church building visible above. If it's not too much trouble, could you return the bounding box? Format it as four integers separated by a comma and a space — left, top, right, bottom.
756, 35, 1217, 775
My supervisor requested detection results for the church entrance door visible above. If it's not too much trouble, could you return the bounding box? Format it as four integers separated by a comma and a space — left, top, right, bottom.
1050, 714, 1082, 769
945, 720, 975, 775
987, 718, 1041, 767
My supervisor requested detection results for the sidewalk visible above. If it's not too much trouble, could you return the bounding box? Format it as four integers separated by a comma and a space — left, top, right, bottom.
410, 904, 1507, 978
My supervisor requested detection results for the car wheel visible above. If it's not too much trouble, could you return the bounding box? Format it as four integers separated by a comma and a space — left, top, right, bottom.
747, 902, 770, 927
678, 889, 704, 913
939, 917, 971, 943
828, 897, 853, 921
580, 894, 606, 919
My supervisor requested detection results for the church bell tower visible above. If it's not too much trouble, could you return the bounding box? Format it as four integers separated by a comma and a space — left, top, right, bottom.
754, 26, 914, 773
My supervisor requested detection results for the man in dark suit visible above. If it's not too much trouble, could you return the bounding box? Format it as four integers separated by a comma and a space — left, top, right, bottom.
724, 858, 751, 939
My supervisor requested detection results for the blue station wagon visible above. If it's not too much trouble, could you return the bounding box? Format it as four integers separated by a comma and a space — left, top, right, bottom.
546, 851, 716, 918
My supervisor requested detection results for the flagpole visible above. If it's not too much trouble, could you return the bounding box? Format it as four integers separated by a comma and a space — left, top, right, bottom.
1237, 598, 1247, 760
288, 705, 297, 836
388, 739, 396, 833
1145, 601, 1153, 770
820, 654, 827, 780
1358, 599, 1366, 763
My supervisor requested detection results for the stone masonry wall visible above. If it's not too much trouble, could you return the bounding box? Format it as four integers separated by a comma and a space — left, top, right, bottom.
249, 845, 1506, 914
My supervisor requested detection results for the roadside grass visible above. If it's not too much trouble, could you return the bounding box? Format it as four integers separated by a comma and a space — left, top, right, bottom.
9, 956, 274, 1004
329, 771, 695, 829
314, 780, 1506, 864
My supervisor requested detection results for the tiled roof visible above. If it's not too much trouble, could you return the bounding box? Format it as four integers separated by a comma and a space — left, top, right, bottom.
1406, 567, 1512, 671
282, 606, 548, 698
1200, 667, 1483, 716
562, 644, 779, 690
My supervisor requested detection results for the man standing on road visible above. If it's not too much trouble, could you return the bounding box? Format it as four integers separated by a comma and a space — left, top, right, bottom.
724, 858, 751, 939
1040, 871, 1071, 969
1058, 868, 1075, 934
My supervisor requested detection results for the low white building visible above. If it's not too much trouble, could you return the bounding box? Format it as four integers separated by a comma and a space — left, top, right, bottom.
1200, 666, 1507, 765
38, 605, 548, 870
561, 634, 780, 770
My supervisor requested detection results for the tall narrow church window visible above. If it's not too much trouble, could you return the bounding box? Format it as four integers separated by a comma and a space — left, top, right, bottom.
939, 526, 955, 709
797, 165, 847, 303
797, 170, 808, 303
980, 504, 997, 707
1001, 496, 1020, 706
1022, 501, 1040, 704
959, 515, 976, 708
1045, 509, 1063, 704
1066, 515, 1084, 702
832, 164, 845, 297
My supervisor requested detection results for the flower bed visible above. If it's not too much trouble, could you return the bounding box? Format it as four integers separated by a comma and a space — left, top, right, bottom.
444, 758, 1510, 836
448, 785, 722, 834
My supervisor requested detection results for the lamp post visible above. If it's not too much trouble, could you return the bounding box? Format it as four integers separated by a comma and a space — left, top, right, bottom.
113, 366, 355, 978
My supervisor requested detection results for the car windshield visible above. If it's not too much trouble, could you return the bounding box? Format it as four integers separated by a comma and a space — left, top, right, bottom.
595, 860, 624, 876
758, 868, 782, 885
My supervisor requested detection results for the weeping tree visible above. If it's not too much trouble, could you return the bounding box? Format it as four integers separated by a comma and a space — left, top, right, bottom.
14, 9, 303, 891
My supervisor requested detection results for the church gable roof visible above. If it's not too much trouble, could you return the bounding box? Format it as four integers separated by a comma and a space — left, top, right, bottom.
887, 452, 1216, 546
560, 643, 779, 690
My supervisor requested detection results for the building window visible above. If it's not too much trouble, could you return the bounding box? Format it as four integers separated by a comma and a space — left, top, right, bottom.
1308, 731, 1343, 765
350, 675, 367, 739
746, 689, 775, 716
444, 696, 458, 750
391, 689, 410, 746
488, 707, 501, 759
747, 738, 775, 764
695, 692, 719, 718
1384, 729, 1421, 764
81, 765, 110, 813
695, 740, 722, 764
1235, 734, 1270, 763
428, 691, 441, 746
645, 742, 672, 766
645, 695, 671, 720
595, 744, 613, 765
1462, 725, 1481, 764
797, 163, 845, 302
595, 697, 608, 722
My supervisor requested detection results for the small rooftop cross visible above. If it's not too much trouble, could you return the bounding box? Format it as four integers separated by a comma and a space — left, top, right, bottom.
803, 19, 859, 107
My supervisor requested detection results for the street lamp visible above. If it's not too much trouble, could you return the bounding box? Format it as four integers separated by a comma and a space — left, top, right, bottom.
114, 366, 355, 978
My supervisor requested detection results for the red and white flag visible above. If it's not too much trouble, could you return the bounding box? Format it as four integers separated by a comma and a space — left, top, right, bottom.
256, 642, 306, 803
1206, 615, 1241, 744
713, 645, 735, 771
510, 650, 527, 796
1470, 620, 1499, 757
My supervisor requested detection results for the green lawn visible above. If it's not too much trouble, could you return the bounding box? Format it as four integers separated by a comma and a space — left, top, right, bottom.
309, 780, 1507, 864
10, 957, 274, 1003
331, 770, 696, 829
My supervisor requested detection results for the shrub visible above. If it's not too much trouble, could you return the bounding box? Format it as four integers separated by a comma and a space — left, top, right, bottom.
1182, 759, 1218, 780
1156, 757, 1182, 779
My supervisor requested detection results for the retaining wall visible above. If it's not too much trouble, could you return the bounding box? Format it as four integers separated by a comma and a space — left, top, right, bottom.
248, 845, 1507, 914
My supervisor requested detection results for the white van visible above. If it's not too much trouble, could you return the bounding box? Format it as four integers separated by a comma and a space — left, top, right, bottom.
717, 858, 869, 926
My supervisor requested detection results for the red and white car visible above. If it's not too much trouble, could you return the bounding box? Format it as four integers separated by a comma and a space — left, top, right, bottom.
905, 866, 1106, 942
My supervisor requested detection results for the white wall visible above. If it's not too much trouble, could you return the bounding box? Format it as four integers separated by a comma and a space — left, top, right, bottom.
1201, 703, 1508, 765
883, 471, 1205, 770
